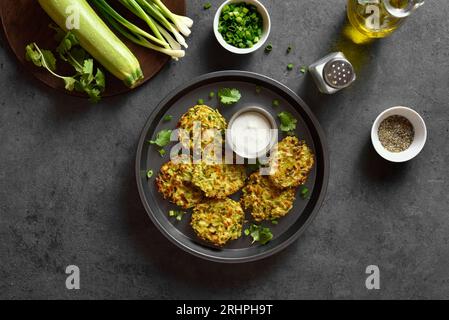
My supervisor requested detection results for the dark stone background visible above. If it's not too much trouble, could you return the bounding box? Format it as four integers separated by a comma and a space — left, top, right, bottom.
1, 0, 448, 299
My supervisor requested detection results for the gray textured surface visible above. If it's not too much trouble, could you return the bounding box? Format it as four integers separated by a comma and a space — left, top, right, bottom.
0, 0, 448, 300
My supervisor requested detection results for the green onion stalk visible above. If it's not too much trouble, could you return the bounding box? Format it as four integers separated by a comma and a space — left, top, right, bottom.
90, 0, 192, 59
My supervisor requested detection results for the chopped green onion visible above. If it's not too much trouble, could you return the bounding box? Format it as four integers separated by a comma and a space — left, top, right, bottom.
272, 99, 280, 107
204, 3, 212, 10
218, 3, 263, 49
209, 91, 215, 99
265, 44, 273, 52
255, 85, 262, 94
300, 66, 307, 74
146, 169, 153, 178
158, 149, 166, 157
169, 210, 186, 221
287, 63, 294, 71
287, 45, 292, 54
300, 186, 309, 199
198, 98, 205, 105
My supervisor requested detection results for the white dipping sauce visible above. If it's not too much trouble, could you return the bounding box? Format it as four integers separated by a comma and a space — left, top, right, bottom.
230, 111, 272, 157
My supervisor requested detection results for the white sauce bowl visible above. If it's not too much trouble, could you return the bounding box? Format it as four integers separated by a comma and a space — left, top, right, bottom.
371, 106, 427, 163
227, 106, 278, 159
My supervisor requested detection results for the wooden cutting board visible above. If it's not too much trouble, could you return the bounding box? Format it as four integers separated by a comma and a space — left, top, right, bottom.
0, 0, 186, 97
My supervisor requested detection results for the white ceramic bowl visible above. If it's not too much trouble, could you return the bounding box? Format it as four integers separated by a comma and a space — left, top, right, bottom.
226, 106, 278, 159
213, 0, 271, 54
371, 106, 427, 163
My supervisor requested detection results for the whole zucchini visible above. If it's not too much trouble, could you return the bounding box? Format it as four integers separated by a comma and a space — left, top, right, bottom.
38, 0, 144, 88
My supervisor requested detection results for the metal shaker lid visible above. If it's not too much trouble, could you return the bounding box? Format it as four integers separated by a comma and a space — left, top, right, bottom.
322, 59, 355, 89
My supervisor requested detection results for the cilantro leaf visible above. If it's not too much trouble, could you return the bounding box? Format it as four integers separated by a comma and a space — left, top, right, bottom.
244, 224, 273, 245
63, 77, 76, 91
278, 111, 298, 133
95, 69, 106, 90
25, 44, 57, 72
149, 129, 172, 148
163, 115, 173, 122
218, 88, 241, 105
25, 28, 106, 103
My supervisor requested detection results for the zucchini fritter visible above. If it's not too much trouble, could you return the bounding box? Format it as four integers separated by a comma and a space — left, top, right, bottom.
241, 172, 296, 222
177, 105, 227, 149
191, 198, 244, 246
155, 156, 203, 209
192, 162, 247, 199
269, 136, 315, 189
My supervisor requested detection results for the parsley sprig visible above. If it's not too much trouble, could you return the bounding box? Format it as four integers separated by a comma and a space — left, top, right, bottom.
278, 111, 298, 133
25, 28, 105, 102
218, 88, 241, 105
244, 224, 273, 245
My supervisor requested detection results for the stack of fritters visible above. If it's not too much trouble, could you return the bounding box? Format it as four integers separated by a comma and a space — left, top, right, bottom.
155, 154, 203, 209
157, 105, 246, 246
156, 106, 315, 247
241, 136, 315, 221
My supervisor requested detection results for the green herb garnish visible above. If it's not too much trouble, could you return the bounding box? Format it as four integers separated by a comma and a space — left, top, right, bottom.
300, 66, 307, 74
272, 99, 280, 108
265, 44, 273, 53
25, 32, 105, 103
163, 115, 173, 122
149, 129, 172, 147
218, 3, 263, 49
278, 111, 297, 132
169, 210, 186, 221
244, 224, 273, 245
204, 2, 212, 10
255, 85, 262, 94
271, 220, 279, 225
209, 91, 215, 99
287, 63, 294, 71
146, 169, 153, 179
218, 88, 241, 105
198, 98, 205, 105
158, 149, 166, 157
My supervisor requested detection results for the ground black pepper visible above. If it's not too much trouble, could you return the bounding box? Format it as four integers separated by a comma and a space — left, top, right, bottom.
378, 115, 414, 152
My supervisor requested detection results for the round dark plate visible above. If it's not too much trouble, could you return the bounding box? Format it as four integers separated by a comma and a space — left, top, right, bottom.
0, 0, 185, 97
136, 71, 329, 263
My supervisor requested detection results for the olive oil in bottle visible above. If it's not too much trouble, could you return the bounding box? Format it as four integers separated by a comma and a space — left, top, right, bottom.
347, 0, 424, 39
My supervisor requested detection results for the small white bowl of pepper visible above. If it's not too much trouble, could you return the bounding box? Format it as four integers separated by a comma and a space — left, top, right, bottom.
371, 106, 427, 163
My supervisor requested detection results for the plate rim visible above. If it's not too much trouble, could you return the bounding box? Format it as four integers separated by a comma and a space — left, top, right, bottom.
135, 70, 330, 263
